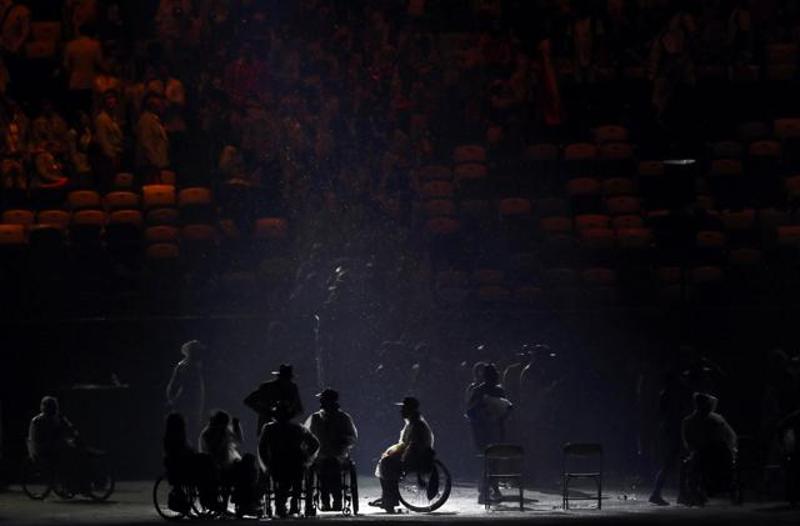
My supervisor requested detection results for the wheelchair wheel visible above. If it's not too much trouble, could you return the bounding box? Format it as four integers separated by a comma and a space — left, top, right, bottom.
22, 458, 52, 500
86, 454, 115, 501
399, 459, 452, 513
153, 475, 190, 521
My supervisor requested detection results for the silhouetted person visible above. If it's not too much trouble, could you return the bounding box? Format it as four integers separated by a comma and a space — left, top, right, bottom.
649, 370, 691, 505
259, 402, 319, 518
304, 388, 358, 511
244, 364, 303, 436
167, 340, 206, 441
370, 397, 434, 514
466, 363, 513, 503
199, 410, 259, 515
163, 412, 214, 514
678, 393, 737, 506
27, 396, 86, 493
776, 409, 800, 507
502, 346, 535, 406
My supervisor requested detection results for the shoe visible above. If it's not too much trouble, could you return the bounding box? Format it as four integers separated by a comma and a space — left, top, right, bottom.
368, 498, 384, 508
649, 495, 669, 506
331, 500, 343, 512
490, 488, 503, 502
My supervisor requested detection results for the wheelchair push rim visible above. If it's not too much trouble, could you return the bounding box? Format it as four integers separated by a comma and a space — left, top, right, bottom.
86, 455, 115, 501
153, 475, 191, 521
22, 458, 53, 500
398, 459, 452, 513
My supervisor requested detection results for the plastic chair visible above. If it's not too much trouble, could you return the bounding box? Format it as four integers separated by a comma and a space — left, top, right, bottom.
562, 443, 603, 510
483, 444, 525, 511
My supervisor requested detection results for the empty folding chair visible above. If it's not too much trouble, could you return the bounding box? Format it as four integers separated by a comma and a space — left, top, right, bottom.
483, 444, 525, 511
562, 443, 603, 510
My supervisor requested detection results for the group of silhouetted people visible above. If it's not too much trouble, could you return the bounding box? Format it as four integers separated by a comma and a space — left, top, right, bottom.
162, 338, 441, 517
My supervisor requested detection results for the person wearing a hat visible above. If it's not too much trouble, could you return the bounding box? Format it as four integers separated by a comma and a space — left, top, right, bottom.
244, 364, 303, 437
678, 392, 738, 506
304, 388, 358, 511
370, 397, 434, 513
167, 340, 207, 441
259, 401, 320, 518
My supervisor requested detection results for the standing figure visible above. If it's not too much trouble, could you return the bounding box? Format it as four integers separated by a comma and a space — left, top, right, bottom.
259, 402, 319, 518
678, 393, 738, 506
649, 370, 690, 506
244, 364, 303, 437
304, 388, 358, 511
370, 397, 435, 514
466, 364, 513, 503
166, 340, 206, 441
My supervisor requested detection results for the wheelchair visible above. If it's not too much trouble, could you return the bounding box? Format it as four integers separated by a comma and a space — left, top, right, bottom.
307, 457, 360, 516
258, 464, 316, 518
23, 443, 115, 502
397, 459, 452, 512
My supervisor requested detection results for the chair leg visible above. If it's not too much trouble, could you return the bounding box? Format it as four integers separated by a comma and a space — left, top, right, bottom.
563, 476, 568, 510
519, 479, 524, 511
597, 476, 602, 510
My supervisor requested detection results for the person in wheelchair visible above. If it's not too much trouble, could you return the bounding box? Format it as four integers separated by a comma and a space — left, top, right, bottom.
260, 402, 320, 517
678, 392, 738, 506
27, 396, 88, 494
199, 410, 259, 515
370, 397, 435, 513
304, 388, 358, 511
163, 412, 215, 514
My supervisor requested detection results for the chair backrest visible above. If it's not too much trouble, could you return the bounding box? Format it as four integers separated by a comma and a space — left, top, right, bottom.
563, 442, 602, 456
485, 444, 524, 474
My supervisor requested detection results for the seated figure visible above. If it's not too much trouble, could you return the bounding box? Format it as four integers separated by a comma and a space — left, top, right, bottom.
304, 388, 358, 511
260, 402, 320, 518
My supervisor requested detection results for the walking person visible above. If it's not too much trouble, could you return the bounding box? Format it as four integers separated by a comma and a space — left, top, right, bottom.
166, 340, 207, 441
466, 363, 513, 504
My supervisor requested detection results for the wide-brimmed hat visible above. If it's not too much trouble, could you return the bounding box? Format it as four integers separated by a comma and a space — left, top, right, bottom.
394, 396, 420, 412
316, 388, 339, 403
272, 364, 294, 379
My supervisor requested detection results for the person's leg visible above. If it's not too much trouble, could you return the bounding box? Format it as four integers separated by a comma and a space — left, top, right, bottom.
329, 459, 344, 510
380, 455, 402, 509
288, 468, 303, 515
650, 440, 679, 505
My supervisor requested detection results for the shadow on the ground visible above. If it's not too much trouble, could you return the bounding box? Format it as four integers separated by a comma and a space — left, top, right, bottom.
52, 499, 119, 506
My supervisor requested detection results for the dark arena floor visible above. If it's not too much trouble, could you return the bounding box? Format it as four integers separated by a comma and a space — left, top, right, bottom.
1, 478, 798, 526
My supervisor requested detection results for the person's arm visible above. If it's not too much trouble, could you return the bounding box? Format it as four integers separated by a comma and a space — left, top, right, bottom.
166, 363, 183, 405
232, 417, 243, 443
345, 414, 358, 447
95, 114, 116, 159
28, 418, 39, 457
305, 428, 320, 458
243, 387, 266, 414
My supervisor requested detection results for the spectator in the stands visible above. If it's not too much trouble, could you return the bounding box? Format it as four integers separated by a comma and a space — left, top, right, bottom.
31, 99, 70, 157
64, 23, 104, 118
93, 89, 124, 190
135, 92, 170, 183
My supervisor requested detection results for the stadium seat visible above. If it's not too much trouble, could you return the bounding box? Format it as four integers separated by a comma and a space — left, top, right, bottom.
146, 207, 179, 225
567, 177, 602, 214
0, 224, 26, 245
575, 214, 611, 231
602, 177, 635, 196
37, 210, 71, 230
67, 190, 103, 210
2, 209, 35, 228
104, 191, 140, 211
710, 141, 743, 160
254, 218, 289, 240
593, 125, 628, 144
453, 144, 487, 164
145, 225, 179, 245
612, 215, 644, 230
146, 243, 180, 260
563, 143, 597, 178
70, 210, 106, 245
178, 187, 214, 223
114, 172, 135, 188
606, 196, 641, 216
421, 181, 455, 200
142, 185, 177, 210
417, 165, 452, 182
